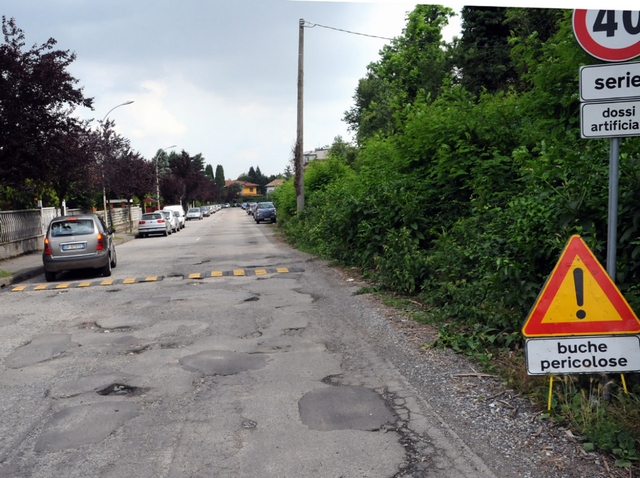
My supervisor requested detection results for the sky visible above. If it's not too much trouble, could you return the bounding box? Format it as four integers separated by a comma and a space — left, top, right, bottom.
3, 1, 469, 180
4, 0, 634, 180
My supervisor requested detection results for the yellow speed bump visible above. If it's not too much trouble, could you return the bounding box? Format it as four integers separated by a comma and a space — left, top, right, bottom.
11, 286, 27, 292
276, 268, 289, 273
233, 269, 245, 276
189, 273, 202, 279
210, 271, 223, 277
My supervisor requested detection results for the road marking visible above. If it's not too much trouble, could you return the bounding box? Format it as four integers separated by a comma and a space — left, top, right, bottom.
8, 276, 166, 292
7, 267, 303, 293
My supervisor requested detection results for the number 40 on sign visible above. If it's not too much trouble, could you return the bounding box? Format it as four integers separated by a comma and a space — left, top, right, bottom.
573, 10, 640, 62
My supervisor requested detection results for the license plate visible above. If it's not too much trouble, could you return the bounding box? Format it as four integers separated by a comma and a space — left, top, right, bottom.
62, 243, 85, 251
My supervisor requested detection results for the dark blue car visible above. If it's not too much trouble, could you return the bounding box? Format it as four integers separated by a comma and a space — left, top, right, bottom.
254, 202, 276, 224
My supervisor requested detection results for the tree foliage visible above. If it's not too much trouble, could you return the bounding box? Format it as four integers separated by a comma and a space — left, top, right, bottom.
0, 16, 95, 208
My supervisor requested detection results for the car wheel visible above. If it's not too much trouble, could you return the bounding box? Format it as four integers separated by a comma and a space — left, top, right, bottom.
44, 270, 56, 282
101, 256, 112, 277
110, 247, 117, 268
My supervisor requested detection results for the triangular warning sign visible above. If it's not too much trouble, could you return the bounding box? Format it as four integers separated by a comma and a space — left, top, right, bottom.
522, 235, 640, 337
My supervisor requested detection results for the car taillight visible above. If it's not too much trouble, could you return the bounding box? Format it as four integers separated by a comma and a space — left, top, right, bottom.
139, 220, 146, 224
158, 219, 165, 223
44, 237, 51, 255
97, 233, 104, 251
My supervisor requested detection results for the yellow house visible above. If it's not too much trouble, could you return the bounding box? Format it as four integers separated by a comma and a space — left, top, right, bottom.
225, 180, 261, 197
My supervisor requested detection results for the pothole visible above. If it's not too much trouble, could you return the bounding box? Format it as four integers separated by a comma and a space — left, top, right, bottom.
194, 259, 211, 265
105, 289, 121, 293
283, 327, 305, 337
96, 383, 148, 397
127, 345, 151, 355
244, 296, 259, 302
321, 374, 343, 385
241, 331, 263, 339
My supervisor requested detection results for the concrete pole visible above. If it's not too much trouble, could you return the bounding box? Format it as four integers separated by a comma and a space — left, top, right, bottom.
295, 19, 305, 212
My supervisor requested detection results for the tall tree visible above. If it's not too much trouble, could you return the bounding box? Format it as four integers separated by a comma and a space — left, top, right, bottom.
0, 17, 93, 189
205, 164, 214, 180
454, 7, 515, 96
214, 165, 225, 192
344, 5, 454, 144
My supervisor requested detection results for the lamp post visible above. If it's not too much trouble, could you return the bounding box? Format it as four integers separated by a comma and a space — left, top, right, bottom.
101, 100, 134, 227
156, 145, 176, 211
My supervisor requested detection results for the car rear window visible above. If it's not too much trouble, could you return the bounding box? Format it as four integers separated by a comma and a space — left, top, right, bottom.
258, 202, 274, 208
142, 213, 162, 220
50, 219, 95, 237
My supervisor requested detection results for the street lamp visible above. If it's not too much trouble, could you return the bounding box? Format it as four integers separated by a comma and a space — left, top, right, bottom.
156, 145, 176, 211
101, 100, 134, 227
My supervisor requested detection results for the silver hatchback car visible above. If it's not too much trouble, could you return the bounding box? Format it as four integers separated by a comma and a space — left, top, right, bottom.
42, 214, 117, 282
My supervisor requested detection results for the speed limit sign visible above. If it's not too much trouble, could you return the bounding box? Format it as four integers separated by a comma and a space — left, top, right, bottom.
573, 10, 640, 62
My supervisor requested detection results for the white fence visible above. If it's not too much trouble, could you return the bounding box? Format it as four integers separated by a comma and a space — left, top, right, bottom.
0, 206, 142, 261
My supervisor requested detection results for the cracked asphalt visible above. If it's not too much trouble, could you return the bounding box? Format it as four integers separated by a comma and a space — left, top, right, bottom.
0, 208, 611, 477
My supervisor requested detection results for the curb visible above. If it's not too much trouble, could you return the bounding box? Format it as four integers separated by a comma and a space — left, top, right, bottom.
0, 266, 44, 289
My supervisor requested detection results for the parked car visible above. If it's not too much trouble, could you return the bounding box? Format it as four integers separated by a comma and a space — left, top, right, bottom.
186, 207, 203, 220
171, 210, 182, 229
254, 202, 277, 223
163, 205, 185, 229
42, 214, 117, 282
138, 212, 171, 237
200, 206, 211, 217
161, 210, 178, 233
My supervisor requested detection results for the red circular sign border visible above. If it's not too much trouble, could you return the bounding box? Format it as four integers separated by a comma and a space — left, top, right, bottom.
573, 9, 640, 62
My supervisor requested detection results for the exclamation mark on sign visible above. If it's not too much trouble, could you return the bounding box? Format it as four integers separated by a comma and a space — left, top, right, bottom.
573, 268, 586, 319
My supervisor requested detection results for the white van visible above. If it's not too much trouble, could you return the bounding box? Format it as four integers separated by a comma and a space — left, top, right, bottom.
163, 205, 186, 229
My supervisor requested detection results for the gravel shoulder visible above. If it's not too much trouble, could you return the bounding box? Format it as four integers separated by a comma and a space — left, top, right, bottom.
298, 251, 623, 478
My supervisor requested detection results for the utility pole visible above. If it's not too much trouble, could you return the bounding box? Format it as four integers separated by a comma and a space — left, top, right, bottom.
295, 18, 305, 212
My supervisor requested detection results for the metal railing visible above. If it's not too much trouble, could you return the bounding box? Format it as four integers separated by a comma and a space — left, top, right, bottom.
0, 206, 143, 246
0, 209, 44, 244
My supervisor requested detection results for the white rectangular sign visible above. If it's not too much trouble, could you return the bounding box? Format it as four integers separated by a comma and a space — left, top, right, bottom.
580, 62, 640, 102
580, 100, 640, 138
525, 336, 640, 375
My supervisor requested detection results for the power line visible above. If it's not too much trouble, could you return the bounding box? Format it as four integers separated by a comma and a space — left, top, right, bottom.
303, 21, 394, 41
303, 20, 514, 51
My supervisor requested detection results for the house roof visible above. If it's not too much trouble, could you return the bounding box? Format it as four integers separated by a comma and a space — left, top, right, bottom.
266, 179, 285, 187
225, 180, 259, 187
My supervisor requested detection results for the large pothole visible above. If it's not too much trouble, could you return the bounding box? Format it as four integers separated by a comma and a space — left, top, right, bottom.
299, 385, 396, 431
179, 350, 268, 376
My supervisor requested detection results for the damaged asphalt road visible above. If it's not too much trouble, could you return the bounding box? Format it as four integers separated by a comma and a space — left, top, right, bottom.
0, 209, 610, 477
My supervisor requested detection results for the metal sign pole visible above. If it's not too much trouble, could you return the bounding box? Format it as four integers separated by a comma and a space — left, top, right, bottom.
604, 136, 620, 401
606, 137, 620, 281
